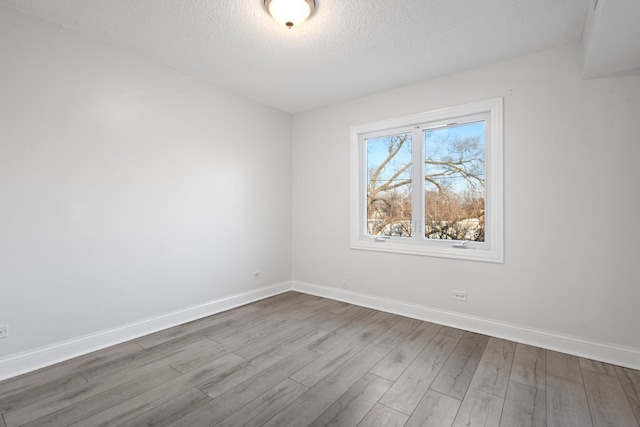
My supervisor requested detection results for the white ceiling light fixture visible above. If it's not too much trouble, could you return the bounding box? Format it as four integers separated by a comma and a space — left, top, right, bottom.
264, 0, 316, 29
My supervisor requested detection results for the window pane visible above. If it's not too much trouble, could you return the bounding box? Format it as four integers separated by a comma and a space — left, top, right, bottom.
424, 122, 485, 241
366, 133, 412, 237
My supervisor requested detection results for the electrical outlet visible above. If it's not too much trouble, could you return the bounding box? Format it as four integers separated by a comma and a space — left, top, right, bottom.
0, 325, 8, 339
341, 276, 349, 289
252, 271, 262, 280
452, 290, 467, 301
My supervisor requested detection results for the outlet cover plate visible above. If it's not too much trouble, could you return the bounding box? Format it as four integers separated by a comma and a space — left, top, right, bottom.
452, 291, 468, 301
0, 325, 8, 339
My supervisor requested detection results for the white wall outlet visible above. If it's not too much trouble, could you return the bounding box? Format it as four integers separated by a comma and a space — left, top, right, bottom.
341, 276, 349, 289
252, 271, 262, 280
452, 290, 468, 301
0, 324, 8, 339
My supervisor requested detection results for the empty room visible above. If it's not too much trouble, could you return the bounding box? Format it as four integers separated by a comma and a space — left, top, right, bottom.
1, 0, 639, 426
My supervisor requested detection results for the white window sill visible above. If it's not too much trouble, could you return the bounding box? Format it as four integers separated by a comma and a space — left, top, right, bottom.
350, 239, 504, 263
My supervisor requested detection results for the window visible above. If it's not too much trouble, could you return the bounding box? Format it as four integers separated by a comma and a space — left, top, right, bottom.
350, 98, 503, 262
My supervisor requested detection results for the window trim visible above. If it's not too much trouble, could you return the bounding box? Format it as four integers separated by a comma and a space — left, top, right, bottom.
350, 98, 504, 263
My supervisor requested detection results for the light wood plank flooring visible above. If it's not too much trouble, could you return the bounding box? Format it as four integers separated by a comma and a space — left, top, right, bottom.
1, 291, 638, 427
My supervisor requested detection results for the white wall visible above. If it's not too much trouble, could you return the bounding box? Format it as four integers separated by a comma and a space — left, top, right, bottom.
291, 44, 640, 352
0, 5, 292, 359
2, 3, 639, 376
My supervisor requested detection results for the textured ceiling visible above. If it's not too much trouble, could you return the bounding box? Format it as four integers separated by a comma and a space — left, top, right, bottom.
0, 0, 590, 113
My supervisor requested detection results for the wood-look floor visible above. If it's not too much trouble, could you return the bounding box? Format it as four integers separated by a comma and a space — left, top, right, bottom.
1, 292, 639, 427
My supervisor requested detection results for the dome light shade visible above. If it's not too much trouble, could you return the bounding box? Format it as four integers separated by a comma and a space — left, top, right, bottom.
264, 0, 315, 28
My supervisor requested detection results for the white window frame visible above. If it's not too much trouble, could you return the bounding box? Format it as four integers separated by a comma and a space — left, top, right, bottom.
350, 98, 504, 263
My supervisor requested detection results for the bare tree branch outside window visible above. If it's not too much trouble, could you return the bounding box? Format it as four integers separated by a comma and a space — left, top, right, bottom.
366, 122, 485, 241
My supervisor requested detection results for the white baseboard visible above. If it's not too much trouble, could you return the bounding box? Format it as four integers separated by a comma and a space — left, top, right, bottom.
0, 282, 291, 381
3, 280, 638, 381
292, 281, 640, 371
